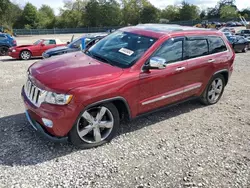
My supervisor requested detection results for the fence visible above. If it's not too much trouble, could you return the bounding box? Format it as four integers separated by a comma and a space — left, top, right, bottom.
13, 19, 249, 36
13, 26, 122, 36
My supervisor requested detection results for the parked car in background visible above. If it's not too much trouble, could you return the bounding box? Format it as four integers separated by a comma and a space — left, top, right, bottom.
42, 34, 107, 59
231, 36, 249, 52
223, 32, 236, 44
22, 24, 235, 148
236, 29, 250, 37
0, 33, 16, 56
8, 39, 66, 60
220, 27, 236, 34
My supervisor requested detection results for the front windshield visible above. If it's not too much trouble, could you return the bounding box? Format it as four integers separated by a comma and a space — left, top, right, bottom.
68, 37, 92, 48
34, 40, 42, 45
86, 31, 157, 68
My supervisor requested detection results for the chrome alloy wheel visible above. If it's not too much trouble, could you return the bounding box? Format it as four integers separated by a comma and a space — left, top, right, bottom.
21, 51, 31, 60
77, 106, 114, 144
207, 78, 223, 103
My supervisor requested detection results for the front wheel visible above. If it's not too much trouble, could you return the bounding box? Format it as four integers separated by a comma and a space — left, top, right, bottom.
20, 50, 31, 60
200, 74, 225, 105
69, 103, 120, 149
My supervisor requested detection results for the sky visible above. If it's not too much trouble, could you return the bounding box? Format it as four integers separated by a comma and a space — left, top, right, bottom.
11, 0, 250, 15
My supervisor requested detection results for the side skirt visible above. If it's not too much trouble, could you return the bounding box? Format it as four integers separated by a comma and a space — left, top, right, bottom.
133, 96, 199, 120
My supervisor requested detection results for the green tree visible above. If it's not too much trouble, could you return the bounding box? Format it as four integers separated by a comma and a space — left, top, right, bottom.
38, 5, 55, 28
140, 4, 159, 23
161, 5, 180, 21
179, 1, 199, 21
85, 0, 101, 27
0, 0, 11, 25
220, 5, 238, 19
99, 0, 121, 26
21, 3, 39, 29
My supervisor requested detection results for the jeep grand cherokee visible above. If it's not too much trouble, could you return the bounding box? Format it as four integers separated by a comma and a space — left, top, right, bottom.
22, 24, 235, 148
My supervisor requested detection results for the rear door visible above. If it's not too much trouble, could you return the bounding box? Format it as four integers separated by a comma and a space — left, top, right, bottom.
182, 35, 228, 99
181, 36, 211, 99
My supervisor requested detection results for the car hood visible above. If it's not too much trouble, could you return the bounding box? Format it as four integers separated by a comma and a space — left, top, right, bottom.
14, 45, 34, 49
29, 52, 123, 92
45, 46, 69, 54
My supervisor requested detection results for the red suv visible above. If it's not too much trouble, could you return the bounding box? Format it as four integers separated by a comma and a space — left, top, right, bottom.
22, 24, 235, 148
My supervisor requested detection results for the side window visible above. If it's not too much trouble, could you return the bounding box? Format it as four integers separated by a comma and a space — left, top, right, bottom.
209, 37, 227, 54
49, 40, 56, 45
0, 35, 6, 40
43, 40, 56, 45
153, 38, 183, 64
185, 39, 209, 59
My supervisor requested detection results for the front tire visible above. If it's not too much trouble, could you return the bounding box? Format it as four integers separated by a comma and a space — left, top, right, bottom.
200, 74, 225, 105
20, 50, 31, 60
69, 103, 120, 149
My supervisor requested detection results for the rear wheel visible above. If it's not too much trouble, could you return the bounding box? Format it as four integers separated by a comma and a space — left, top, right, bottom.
242, 45, 248, 53
0, 46, 9, 56
200, 74, 225, 105
69, 103, 120, 149
20, 50, 31, 60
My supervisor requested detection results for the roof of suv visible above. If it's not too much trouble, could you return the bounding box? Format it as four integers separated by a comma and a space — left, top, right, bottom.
121, 24, 221, 38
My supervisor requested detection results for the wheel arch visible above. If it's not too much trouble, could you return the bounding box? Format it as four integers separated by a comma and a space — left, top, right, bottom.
83, 97, 132, 121
20, 49, 33, 57
213, 69, 229, 85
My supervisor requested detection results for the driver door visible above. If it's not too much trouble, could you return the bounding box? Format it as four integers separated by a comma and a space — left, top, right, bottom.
138, 37, 188, 114
38, 39, 57, 56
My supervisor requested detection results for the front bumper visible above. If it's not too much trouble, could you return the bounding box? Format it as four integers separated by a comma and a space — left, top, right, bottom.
8, 51, 19, 59
25, 110, 68, 143
21, 87, 79, 141
42, 52, 50, 59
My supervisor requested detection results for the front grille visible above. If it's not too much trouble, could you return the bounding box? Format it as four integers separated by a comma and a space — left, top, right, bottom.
24, 80, 45, 107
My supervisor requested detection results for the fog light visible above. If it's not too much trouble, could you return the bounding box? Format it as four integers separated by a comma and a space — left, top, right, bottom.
42, 118, 53, 128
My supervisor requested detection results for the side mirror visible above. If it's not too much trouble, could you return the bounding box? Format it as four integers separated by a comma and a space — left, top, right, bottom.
41, 43, 45, 47
147, 57, 167, 70
67, 41, 70, 45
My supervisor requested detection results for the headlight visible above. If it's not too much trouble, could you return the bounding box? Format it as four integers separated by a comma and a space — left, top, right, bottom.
45, 92, 73, 105
12, 49, 16, 52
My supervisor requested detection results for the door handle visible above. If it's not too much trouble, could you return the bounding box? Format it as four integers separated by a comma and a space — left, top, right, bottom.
208, 59, 215, 63
175, 67, 186, 71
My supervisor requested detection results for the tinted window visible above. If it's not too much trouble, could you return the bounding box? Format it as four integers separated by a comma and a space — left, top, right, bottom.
185, 39, 208, 59
43, 40, 56, 45
209, 37, 227, 54
153, 39, 183, 64
0, 35, 6, 40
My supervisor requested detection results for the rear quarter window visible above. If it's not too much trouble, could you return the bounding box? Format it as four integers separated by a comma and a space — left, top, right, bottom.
208, 36, 227, 54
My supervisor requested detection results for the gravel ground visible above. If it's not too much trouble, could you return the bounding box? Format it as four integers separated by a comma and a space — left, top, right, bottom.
0, 45, 250, 187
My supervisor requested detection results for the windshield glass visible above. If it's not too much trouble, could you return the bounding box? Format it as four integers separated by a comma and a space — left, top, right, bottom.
34, 40, 42, 45
86, 31, 157, 68
68, 37, 92, 48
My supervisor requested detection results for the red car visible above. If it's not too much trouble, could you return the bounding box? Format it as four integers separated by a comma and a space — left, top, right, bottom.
9, 39, 65, 60
22, 24, 235, 148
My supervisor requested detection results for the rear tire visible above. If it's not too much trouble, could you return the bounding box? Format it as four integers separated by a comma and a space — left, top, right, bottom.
200, 74, 225, 105
242, 45, 248, 53
0, 46, 9, 56
20, 50, 31, 60
69, 103, 120, 149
